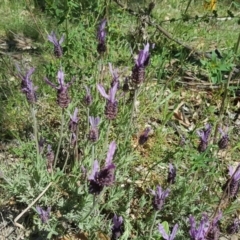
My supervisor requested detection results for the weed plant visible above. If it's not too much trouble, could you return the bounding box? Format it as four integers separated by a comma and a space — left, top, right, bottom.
0, 0, 240, 239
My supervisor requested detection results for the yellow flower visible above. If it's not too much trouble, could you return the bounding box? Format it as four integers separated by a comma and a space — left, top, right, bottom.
204, 0, 217, 11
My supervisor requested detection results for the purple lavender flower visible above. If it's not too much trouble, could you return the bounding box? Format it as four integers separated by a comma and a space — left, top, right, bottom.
98, 141, 116, 186
227, 218, 240, 234
36, 206, 51, 223
132, 43, 150, 85
38, 137, 46, 154
150, 185, 170, 211
135, 43, 150, 67
218, 127, 229, 149
84, 85, 92, 106
205, 211, 222, 240
122, 77, 129, 92
88, 116, 100, 142
88, 141, 116, 194
97, 19, 107, 54
112, 215, 124, 240
44, 68, 75, 108
197, 123, 212, 152
69, 108, 79, 133
224, 164, 240, 198
48, 31, 64, 58
88, 160, 104, 194
138, 127, 151, 145
167, 163, 176, 184
68, 108, 79, 146
189, 214, 209, 240
109, 63, 120, 89
97, 83, 118, 120
158, 223, 178, 240
16, 66, 37, 103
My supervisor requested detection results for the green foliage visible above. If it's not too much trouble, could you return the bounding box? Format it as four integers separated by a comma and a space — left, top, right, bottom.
200, 52, 234, 84
0, 0, 240, 239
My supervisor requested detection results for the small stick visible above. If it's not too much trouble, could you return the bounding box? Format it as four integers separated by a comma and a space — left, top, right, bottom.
14, 182, 53, 229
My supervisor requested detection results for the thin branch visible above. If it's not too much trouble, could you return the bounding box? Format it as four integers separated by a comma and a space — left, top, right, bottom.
14, 182, 53, 229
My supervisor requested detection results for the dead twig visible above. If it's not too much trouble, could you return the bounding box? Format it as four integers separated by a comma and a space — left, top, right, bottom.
14, 182, 53, 229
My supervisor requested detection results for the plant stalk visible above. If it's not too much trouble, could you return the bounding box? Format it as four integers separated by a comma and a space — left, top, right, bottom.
82, 195, 97, 221
30, 104, 40, 161
149, 210, 159, 240
184, 0, 192, 14
54, 108, 65, 168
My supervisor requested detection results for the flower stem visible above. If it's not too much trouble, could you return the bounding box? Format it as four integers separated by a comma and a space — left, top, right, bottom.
54, 108, 65, 168
184, 0, 192, 14
149, 210, 159, 240
99, 57, 104, 84
30, 104, 39, 161
81, 195, 97, 221
62, 134, 71, 172
105, 120, 111, 145
125, 88, 138, 145
92, 144, 95, 165
101, 120, 111, 163
74, 124, 79, 164
86, 107, 90, 141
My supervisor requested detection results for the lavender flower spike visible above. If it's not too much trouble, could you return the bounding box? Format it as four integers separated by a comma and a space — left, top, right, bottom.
69, 108, 79, 133
97, 19, 107, 54
36, 206, 51, 224
167, 163, 176, 184
150, 185, 170, 211
132, 43, 150, 85
48, 31, 64, 58
158, 223, 178, 240
206, 211, 222, 239
105, 141, 117, 166
109, 63, 120, 89
189, 214, 209, 240
218, 127, 229, 149
88, 141, 117, 194
44, 68, 75, 108
228, 165, 240, 182
97, 141, 117, 187
88, 116, 100, 142
227, 218, 240, 234
112, 215, 124, 239
138, 127, 151, 145
38, 137, 46, 154
88, 160, 103, 195
225, 164, 240, 198
97, 83, 118, 120
84, 85, 92, 106
197, 123, 212, 152
16, 65, 37, 103
136, 43, 150, 68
